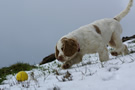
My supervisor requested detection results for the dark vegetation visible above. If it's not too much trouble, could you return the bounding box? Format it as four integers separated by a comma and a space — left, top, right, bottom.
122, 35, 135, 42
39, 53, 56, 65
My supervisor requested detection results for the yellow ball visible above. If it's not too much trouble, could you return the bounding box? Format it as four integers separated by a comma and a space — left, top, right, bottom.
16, 71, 28, 81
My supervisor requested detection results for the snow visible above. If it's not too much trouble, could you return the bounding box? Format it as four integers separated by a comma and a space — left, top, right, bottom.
0, 39, 135, 90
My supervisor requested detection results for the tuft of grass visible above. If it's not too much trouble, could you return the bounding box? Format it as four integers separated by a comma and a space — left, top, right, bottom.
132, 40, 135, 43
128, 40, 135, 44
0, 62, 37, 85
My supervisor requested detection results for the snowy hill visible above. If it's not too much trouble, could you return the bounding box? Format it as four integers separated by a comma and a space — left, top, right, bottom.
0, 39, 135, 90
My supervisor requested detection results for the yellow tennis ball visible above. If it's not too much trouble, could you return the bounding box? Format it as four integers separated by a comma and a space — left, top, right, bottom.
16, 71, 28, 81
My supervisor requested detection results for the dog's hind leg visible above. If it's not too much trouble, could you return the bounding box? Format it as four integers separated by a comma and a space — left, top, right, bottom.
109, 31, 129, 56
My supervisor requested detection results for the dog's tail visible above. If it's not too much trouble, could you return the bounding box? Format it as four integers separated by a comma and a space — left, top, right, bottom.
114, 0, 133, 22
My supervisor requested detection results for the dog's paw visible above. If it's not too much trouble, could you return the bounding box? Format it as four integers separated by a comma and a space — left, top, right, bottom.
111, 51, 118, 56
62, 62, 72, 69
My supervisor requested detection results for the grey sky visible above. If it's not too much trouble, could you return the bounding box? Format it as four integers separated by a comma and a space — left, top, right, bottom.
0, 0, 134, 68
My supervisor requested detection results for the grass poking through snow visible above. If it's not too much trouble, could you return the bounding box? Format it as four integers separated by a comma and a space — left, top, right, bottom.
0, 62, 36, 84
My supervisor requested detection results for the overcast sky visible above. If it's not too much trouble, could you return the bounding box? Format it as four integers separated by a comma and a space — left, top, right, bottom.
0, 0, 134, 68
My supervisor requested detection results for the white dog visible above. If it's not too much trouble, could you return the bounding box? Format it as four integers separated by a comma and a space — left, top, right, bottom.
55, 0, 133, 69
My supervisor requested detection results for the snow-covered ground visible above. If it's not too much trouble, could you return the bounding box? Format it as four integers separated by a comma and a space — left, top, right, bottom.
0, 39, 135, 90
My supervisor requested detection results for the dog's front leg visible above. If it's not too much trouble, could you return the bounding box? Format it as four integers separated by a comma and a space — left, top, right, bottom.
62, 54, 82, 69
98, 46, 109, 62
98, 46, 109, 68
62, 60, 73, 69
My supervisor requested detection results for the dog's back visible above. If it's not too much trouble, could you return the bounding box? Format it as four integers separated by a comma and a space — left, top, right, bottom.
91, 18, 122, 44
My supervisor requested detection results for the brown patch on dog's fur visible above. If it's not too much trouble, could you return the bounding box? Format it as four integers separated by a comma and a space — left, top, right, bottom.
114, 18, 118, 21
93, 25, 101, 34
61, 37, 78, 57
55, 46, 59, 59
111, 52, 118, 56
109, 34, 116, 48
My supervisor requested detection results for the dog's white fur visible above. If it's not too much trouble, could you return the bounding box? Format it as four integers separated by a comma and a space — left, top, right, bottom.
55, 0, 133, 69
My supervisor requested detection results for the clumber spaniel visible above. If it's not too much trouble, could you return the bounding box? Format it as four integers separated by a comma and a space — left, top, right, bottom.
55, 0, 133, 69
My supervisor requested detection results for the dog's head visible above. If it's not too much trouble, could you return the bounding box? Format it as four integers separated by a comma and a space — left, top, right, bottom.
55, 37, 80, 62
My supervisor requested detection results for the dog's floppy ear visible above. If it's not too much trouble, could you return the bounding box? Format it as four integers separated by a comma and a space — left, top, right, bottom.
61, 37, 78, 57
